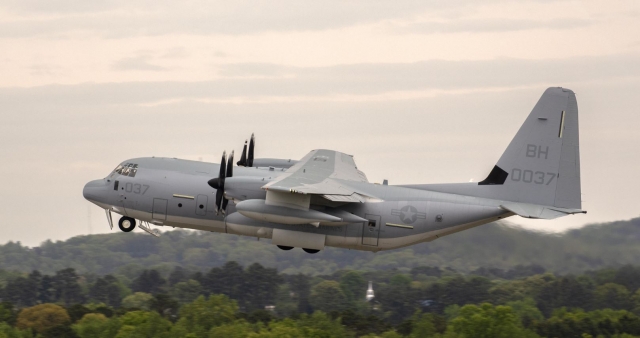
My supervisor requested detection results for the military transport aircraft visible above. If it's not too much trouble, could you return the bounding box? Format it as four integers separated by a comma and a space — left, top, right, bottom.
83, 87, 585, 254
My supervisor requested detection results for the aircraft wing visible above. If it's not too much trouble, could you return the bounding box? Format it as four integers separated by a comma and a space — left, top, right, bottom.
261, 149, 370, 202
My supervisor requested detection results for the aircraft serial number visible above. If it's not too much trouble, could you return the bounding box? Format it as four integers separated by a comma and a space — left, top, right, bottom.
511, 169, 556, 185
124, 183, 149, 194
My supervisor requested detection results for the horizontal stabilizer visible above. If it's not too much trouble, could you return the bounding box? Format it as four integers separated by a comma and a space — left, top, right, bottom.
500, 202, 586, 219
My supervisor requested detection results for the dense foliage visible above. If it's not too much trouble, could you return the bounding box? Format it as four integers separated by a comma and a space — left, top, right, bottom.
1, 218, 639, 276
0, 218, 638, 336
2, 261, 640, 337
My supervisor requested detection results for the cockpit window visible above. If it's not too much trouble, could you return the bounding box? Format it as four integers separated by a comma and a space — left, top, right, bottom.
113, 163, 138, 177
130, 164, 138, 177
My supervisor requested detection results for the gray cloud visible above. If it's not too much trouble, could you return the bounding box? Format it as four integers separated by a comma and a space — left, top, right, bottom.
159, 47, 189, 59
2, 0, 122, 14
395, 18, 596, 34
213, 51, 228, 58
111, 55, 167, 71
0, 0, 573, 38
0, 1, 429, 38
29, 63, 63, 76
2, 54, 638, 107
217, 63, 292, 77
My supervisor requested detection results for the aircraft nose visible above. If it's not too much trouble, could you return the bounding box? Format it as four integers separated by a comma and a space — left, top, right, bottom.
83, 179, 108, 204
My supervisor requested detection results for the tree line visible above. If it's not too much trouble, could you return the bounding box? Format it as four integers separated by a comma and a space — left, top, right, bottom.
1, 217, 640, 277
3, 262, 640, 337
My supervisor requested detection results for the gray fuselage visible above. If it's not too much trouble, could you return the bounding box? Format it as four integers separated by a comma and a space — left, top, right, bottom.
84, 156, 513, 252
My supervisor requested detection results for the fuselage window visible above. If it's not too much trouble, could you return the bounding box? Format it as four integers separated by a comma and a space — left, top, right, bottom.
114, 180, 119, 191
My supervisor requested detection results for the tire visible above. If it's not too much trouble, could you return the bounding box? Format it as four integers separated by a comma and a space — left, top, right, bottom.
118, 216, 136, 232
277, 245, 294, 251
302, 248, 319, 254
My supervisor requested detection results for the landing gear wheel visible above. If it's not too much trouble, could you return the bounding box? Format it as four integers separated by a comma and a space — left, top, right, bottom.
303, 248, 319, 254
118, 217, 136, 232
277, 245, 294, 251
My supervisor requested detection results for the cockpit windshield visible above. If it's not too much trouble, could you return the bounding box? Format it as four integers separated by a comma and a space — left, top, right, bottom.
112, 163, 138, 177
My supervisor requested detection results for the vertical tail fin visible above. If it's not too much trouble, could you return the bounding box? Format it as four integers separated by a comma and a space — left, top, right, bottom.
479, 87, 581, 209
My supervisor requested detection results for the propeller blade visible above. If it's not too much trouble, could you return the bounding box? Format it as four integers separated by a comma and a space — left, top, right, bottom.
247, 133, 255, 167
237, 140, 247, 166
226, 151, 234, 178
215, 151, 227, 213
215, 189, 224, 213
221, 197, 229, 213
220, 151, 234, 215
219, 151, 227, 183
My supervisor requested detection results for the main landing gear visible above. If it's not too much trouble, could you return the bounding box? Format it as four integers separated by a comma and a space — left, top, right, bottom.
118, 216, 136, 232
276, 245, 319, 254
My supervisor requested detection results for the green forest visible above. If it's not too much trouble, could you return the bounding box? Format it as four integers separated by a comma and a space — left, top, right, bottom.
1, 218, 639, 337
3, 260, 640, 337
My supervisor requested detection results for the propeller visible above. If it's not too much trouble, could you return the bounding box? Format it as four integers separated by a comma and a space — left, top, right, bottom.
236, 133, 255, 167
208, 151, 234, 215
209, 134, 253, 214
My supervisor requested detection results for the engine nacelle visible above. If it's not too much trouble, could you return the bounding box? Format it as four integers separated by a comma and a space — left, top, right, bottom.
235, 199, 342, 226
223, 177, 270, 202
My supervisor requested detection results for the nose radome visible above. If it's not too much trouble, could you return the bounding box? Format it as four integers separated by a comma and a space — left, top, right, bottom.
83, 179, 107, 202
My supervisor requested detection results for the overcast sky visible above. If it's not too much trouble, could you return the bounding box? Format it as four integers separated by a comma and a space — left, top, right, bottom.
1, 0, 639, 246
